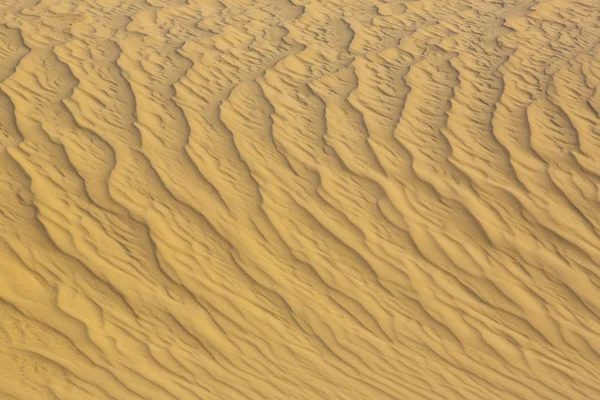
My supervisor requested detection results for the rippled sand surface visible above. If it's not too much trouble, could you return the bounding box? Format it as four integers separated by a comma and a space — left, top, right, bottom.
1, 0, 600, 398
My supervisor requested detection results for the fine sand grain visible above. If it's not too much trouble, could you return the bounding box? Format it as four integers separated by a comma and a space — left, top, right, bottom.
1, 0, 600, 399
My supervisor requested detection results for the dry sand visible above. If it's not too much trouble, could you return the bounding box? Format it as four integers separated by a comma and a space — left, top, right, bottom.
1, 0, 600, 398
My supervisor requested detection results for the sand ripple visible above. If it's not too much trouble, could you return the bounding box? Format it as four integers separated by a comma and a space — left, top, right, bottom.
1, 0, 600, 398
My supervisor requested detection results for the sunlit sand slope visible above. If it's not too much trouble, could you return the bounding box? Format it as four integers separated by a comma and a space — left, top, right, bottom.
1, 0, 600, 398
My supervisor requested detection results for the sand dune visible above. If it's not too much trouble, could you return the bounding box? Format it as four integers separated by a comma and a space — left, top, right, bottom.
1, 0, 600, 398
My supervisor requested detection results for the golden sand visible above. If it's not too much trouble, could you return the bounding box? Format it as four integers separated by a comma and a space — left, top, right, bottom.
1, 0, 600, 398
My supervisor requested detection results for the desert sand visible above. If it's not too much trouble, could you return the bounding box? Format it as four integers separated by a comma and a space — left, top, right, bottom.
0, 0, 600, 398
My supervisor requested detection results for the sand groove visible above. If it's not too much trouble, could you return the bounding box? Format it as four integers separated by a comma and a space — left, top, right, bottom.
1, 0, 600, 399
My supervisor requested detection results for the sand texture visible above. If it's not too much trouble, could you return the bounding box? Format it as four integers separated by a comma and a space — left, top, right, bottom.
1, 0, 600, 398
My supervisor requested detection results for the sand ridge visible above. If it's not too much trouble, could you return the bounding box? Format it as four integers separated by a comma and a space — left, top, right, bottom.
1, 0, 600, 398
